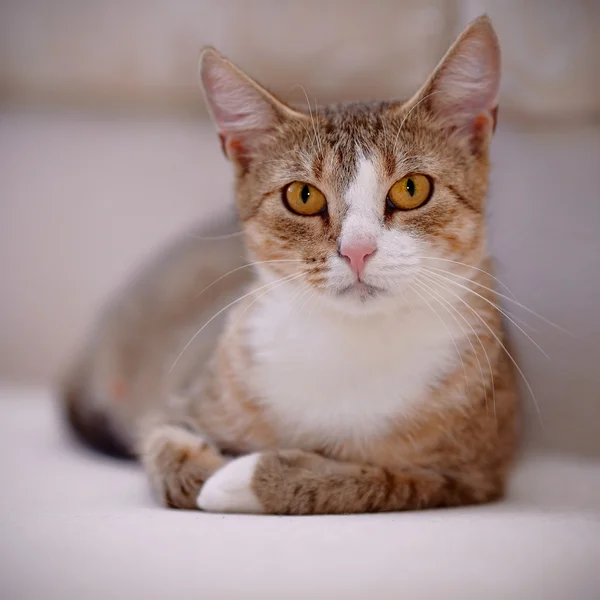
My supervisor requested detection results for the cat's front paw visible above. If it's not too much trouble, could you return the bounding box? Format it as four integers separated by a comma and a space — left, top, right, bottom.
197, 453, 265, 514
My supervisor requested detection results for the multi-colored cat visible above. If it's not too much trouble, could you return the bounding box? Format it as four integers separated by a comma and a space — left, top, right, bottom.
63, 16, 518, 514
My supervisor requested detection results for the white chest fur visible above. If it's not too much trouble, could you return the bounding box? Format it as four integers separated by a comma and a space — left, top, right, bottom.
245, 291, 465, 445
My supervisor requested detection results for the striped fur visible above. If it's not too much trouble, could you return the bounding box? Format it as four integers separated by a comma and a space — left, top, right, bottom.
63, 16, 519, 514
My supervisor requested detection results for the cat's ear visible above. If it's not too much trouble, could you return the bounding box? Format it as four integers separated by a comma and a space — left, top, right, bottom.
412, 15, 500, 148
199, 47, 303, 170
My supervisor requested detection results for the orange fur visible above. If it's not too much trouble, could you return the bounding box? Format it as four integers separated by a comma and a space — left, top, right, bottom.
62, 16, 519, 514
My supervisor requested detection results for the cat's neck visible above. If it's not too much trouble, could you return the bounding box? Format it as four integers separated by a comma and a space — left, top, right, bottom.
243, 273, 467, 444
263, 280, 416, 328
247, 277, 452, 346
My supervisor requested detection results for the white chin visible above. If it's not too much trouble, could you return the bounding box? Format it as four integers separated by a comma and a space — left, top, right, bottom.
325, 283, 397, 314
340, 282, 382, 300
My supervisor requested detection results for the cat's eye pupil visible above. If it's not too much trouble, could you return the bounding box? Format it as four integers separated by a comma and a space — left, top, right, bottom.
301, 185, 311, 204
406, 178, 415, 197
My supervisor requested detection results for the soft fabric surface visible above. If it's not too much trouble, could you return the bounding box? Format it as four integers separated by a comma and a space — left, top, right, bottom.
0, 387, 599, 599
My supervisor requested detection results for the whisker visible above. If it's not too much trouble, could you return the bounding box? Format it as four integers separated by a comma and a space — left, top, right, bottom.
420, 256, 519, 300
393, 91, 442, 155
420, 259, 577, 339
281, 280, 313, 326
281, 285, 315, 338
313, 95, 324, 155
186, 231, 243, 241
380, 113, 390, 154
291, 284, 313, 315
305, 288, 320, 320
413, 276, 494, 422
170, 272, 304, 373
413, 270, 543, 425
194, 259, 305, 299
288, 281, 310, 307
400, 287, 412, 312
296, 288, 316, 319
231, 273, 307, 332
295, 84, 322, 155
417, 263, 536, 332
419, 267, 550, 360
409, 283, 470, 398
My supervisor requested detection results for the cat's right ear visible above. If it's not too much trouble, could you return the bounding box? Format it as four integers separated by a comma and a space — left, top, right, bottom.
199, 48, 302, 171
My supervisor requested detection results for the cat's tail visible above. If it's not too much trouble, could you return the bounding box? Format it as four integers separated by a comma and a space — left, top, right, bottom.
62, 359, 135, 459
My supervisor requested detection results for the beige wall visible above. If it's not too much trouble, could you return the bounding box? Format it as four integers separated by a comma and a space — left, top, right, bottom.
1, 1, 599, 121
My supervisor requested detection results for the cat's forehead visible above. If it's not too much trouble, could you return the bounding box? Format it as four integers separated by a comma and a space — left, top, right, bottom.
306, 101, 406, 188
319, 101, 397, 154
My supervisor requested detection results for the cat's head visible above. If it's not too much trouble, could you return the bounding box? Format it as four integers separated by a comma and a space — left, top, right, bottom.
200, 16, 500, 315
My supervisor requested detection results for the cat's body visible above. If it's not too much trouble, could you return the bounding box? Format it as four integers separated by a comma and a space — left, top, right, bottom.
63, 17, 519, 514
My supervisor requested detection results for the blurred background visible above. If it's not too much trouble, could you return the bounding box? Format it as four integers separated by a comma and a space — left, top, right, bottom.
1, 1, 599, 455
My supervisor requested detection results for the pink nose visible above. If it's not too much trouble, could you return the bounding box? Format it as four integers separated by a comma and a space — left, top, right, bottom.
339, 241, 376, 277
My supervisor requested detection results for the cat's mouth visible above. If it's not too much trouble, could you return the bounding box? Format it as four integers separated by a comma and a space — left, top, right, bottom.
337, 281, 384, 300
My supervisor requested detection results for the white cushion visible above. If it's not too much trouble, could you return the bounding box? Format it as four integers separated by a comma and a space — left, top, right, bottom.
1, 386, 598, 599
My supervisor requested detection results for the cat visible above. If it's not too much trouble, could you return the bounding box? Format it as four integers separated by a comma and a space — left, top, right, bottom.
62, 15, 518, 514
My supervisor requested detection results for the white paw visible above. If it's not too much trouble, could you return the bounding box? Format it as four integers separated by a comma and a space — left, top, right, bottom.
197, 453, 264, 514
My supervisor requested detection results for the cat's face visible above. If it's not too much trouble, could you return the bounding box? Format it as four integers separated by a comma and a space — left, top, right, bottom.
201, 17, 500, 314
236, 102, 488, 313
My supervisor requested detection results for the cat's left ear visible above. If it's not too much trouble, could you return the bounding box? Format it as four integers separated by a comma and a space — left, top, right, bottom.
412, 15, 500, 149
199, 48, 305, 171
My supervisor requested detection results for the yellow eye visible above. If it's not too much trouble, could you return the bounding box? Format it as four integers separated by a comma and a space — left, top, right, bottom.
387, 174, 432, 210
284, 182, 327, 216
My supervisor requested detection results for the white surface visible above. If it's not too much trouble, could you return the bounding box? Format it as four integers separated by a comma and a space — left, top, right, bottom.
0, 387, 599, 599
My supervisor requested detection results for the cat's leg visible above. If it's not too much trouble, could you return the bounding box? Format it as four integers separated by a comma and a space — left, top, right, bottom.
140, 420, 227, 509
197, 449, 503, 515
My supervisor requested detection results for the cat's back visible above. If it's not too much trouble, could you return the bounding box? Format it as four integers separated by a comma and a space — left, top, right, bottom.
62, 211, 250, 456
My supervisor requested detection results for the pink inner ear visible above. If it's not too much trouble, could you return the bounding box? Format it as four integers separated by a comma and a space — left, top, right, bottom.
473, 112, 492, 135
467, 108, 498, 153
424, 19, 500, 137
219, 133, 252, 170
201, 51, 286, 170
433, 60, 499, 130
